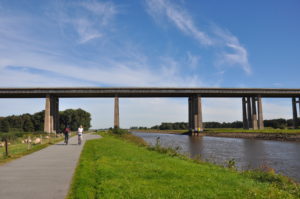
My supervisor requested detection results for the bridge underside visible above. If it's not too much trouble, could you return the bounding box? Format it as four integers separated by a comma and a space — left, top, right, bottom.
1, 87, 300, 98
1, 87, 300, 134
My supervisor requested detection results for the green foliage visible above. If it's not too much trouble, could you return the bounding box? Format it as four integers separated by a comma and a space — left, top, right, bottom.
226, 158, 236, 169
0, 108, 91, 133
22, 116, 34, 132
68, 135, 299, 199
108, 128, 128, 135
147, 118, 299, 130
0, 119, 10, 132
59, 108, 91, 131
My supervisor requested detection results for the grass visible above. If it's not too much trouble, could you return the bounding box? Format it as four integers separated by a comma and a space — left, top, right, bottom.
133, 128, 300, 134
68, 132, 299, 199
204, 128, 300, 134
0, 134, 65, 165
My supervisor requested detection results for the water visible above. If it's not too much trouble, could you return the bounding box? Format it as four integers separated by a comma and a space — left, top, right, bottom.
132, 131, 300, 182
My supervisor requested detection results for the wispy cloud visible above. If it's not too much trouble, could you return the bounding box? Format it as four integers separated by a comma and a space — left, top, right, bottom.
54, 1, 118, 44
145, 0, 251, 74
213, 27, 251, 74
145, 0, 213, 46
81, 1, 117, 26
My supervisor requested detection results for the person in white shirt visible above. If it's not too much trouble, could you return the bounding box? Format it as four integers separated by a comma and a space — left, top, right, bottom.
77, 125, 84, 145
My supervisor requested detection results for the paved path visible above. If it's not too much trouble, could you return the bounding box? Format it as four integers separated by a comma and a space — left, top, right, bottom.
0, 134, 101, 199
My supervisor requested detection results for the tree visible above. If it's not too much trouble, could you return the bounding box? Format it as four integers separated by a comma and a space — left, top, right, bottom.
0, 119, 10, 132
23, 117, 35, 132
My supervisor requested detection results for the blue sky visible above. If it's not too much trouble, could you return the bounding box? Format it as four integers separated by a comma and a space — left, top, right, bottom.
0, 0, 299, 128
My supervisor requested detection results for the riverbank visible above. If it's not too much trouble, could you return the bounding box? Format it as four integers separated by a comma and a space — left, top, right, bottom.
131, 129, 300, 142
68, 132, 299, 198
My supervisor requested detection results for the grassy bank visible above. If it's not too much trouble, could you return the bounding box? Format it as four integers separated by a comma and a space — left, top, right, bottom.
68, 133, 299, 199
204, 128, 300, 134
0, 134, 66, 164
132, 128, 300, 134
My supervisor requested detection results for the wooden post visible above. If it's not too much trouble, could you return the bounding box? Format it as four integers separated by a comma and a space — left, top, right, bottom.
4, 139, 8, 156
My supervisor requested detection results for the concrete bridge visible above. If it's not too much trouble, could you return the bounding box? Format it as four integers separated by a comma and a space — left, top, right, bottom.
1, 87, 300, 134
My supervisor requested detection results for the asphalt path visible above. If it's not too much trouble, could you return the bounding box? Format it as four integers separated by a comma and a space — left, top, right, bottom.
0, 133, 101, 199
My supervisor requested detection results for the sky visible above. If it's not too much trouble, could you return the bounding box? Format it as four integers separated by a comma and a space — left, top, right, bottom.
0, 0, 299, 128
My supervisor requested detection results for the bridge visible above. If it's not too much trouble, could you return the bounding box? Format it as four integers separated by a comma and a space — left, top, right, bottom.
1, 87, 300, 134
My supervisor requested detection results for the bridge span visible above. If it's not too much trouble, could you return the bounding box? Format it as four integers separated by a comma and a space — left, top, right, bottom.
1, 87, 300, 134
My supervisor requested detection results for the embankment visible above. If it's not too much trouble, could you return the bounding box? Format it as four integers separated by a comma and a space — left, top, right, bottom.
68, 133, 299, 199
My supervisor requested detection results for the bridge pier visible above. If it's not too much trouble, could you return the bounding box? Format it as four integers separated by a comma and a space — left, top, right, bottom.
242, 97, 248, 129
251, 97, 258, 130
243, 96, 263, 130
247, 97, 252, 129
188, 97, 193, 132
189, 95, 203, 135
44, 95, 59, 133
292, 97, 298, 129
114, 96, 119, 129
257, 96, 264, 129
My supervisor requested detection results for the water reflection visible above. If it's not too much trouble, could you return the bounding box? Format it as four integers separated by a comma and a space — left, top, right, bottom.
188, 136, 203, 157
132, 131, 300, 182
242, 139, 267, 169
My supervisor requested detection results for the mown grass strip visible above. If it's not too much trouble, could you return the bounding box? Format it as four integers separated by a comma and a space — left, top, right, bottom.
0, 136, 64, 165
68, 134, 299, 199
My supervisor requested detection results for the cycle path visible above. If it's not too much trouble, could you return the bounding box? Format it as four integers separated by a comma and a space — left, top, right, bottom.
0, 134, 101, 199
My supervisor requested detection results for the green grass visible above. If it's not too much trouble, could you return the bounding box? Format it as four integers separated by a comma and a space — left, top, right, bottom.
204, 128, 300, 134
68, 134, 299, 199
134, 128, 300, 134
0, 136, 64, 164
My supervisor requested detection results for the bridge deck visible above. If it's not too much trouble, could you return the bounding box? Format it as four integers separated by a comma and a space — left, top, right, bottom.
0, 87, 300, 98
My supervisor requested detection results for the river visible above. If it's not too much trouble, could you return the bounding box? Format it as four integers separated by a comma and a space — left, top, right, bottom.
132, 132, 300, 182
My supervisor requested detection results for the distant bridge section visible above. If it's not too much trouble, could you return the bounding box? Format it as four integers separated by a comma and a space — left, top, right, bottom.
1, 87, 300, 98
0, 87, 300, 135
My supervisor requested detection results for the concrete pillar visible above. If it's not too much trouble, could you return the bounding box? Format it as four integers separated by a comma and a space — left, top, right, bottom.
44, 95, 59, 133
292, 97, 297, 129
197, 96, 203, 131
114, 96, 119, 129
192, 95, 203, 133
53, 97, 59, 133
257, 96, 264, 129
188, 97, 193, 132
252, 97, 258, 130
50, 96, 54, 133
298, 97, 300, 126
44, 95, 51, 133
247, 97, 252, 129
242, 97, 248, 129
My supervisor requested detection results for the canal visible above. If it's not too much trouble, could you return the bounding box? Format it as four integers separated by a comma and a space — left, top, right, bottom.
132, 131, 300, 182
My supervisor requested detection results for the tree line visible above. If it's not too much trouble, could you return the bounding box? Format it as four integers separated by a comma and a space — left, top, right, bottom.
130, 118, 298, 130
0, 109, 91, 133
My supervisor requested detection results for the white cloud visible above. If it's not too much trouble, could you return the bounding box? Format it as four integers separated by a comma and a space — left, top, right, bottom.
145, 0, 213, 46
74, 18, 103, 43
145, 0, 251, 74
213, 27, 251, 74
54, 1, 118, 44
81, 1, 117, 26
